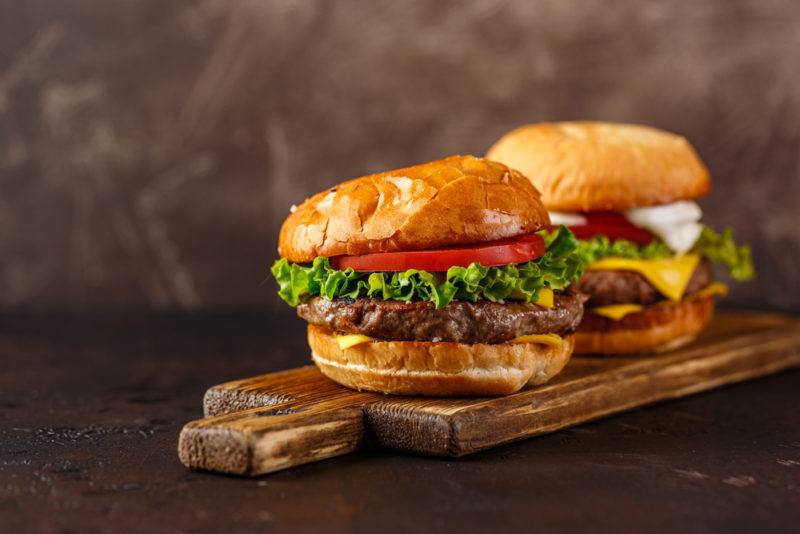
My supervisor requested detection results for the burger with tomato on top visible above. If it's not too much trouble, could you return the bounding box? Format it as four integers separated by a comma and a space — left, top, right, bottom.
271, 155, 588, 396
487, 122, 754, 354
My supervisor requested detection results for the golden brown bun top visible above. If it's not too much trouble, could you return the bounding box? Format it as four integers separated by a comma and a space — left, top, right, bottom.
486, 122, 711, 212
278, 155, 550, 262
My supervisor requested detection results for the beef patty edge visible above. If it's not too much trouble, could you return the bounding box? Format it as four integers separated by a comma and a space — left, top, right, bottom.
297, 290, 587, 345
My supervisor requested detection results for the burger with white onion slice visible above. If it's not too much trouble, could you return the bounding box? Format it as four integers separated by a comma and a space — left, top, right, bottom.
270, 156, 588, 396
487, 122, 754, 354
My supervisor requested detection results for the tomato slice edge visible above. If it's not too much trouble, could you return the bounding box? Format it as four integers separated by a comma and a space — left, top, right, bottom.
547, 212, 655, 246
331, 233, 545, 272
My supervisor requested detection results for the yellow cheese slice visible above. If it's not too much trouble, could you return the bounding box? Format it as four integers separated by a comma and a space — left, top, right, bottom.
535, 288, 554, 308
339, 331, 566, 348
591, 304, 644, 320
335, 334, 374, 350
510, 333, 564, 348
589, 254, 700, 302
693, 282, 729, 299
339, 332, 565, 348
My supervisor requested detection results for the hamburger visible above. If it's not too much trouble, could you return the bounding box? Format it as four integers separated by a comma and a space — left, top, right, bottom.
486, 122, 754, 354
270, 155, 588, 396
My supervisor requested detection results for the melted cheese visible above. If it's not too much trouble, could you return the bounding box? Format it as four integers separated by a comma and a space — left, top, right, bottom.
338, 330, 565, 348
335, 334, 374, 350
693, 282, 729, 299
589, 282, 729, 322
589, 254, 700, 301
510, 333, 564, 348
591, 304, 644, 320
535, 288, 554, 308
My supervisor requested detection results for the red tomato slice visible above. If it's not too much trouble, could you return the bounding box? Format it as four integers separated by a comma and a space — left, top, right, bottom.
332, 234, 546, 272
553, 211, 655, 246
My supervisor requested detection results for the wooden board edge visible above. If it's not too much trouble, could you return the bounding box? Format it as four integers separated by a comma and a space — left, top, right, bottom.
203, 366, 320, 416
445, 335, 800, 456
203, 387, 290, 417
364, 403, 458, 456
178, 423, 251, 475
179, 403, 369, 476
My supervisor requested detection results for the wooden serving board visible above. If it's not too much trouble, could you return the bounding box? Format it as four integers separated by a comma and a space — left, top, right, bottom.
178, 312, 800, 476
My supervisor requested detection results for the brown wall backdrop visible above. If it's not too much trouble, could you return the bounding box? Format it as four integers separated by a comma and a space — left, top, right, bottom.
1, 0, 799, 311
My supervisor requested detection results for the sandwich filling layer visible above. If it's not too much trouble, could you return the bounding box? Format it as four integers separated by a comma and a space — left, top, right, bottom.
537, 218, 753, 323
574, 259, 713, 307
297, 289, 586, 345
273, 226, 589, 346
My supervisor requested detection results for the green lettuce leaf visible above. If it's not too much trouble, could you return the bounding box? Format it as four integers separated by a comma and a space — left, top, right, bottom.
693, 226, 754, 281
539, 231, 674, 263
270, 225, 587, 308
539, 225, 754, 281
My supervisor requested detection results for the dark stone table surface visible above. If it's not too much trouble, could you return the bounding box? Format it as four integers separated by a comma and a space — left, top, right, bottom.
2, 311, 799, 533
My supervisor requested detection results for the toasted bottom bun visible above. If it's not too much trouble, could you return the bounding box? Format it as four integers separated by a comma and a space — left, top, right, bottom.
307, 325, 574, 396
575, 296, 714, 355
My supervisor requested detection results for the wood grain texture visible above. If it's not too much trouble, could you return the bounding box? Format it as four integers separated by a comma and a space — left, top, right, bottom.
4, 310, 800, 532
180, 401, 367, 475
179, 311, 800, 475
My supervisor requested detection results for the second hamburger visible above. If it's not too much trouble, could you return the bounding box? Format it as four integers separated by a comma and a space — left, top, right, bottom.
487, 122, 754, 354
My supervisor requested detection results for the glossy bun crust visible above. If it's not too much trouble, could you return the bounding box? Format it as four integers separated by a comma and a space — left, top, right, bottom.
486, 122, 711, 211
278, 155, 550, 262
574, 297, 714, 354
308, 325, 574, 396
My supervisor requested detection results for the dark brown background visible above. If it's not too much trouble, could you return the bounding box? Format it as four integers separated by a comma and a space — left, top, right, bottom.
2, 3, 800, 531
1, 0, 799, 311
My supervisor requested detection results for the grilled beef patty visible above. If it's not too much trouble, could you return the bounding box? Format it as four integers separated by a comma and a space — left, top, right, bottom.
297, 290, 587, 344
574, 259, 713, 307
